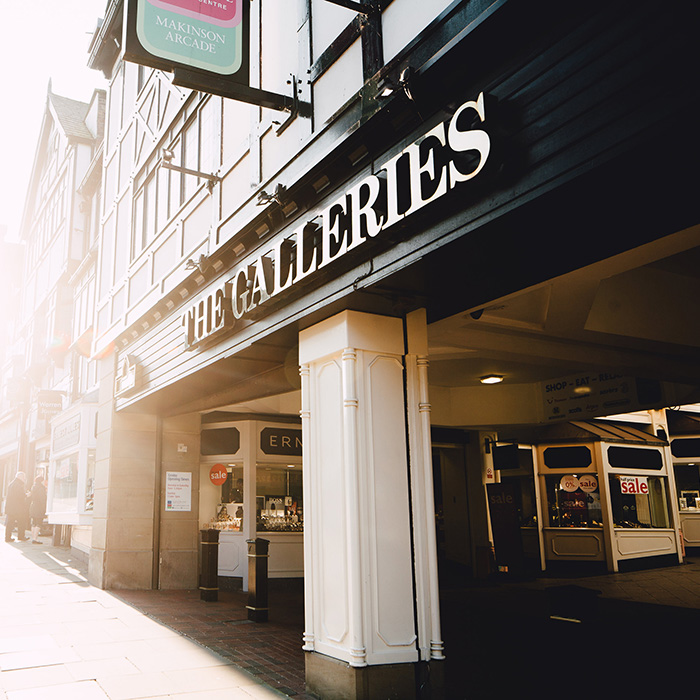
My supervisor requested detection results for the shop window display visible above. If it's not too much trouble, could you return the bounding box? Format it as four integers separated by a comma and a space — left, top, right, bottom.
545, 474, 603, 528
52, 454, 78, 513
84, 450, 95, 511
210, 465, 244, 531
674, 463, 700, 509
256, 464, 303, 532
608, 475, 670, 528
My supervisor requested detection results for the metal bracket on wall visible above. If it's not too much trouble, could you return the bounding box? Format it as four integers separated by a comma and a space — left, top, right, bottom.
272, 76, 306, 136
172, 68, 310, 126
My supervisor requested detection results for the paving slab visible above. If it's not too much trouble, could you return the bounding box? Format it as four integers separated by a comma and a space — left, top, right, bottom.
0, 531, 284, 700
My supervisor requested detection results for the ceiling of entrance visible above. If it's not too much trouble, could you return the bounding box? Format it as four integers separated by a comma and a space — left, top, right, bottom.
428, 225, 700, 388
213, 225, 700, 430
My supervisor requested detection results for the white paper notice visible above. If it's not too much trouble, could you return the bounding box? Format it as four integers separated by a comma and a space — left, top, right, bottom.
165, 471, 192, 512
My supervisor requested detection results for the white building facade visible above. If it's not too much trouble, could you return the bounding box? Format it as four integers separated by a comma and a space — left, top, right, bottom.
80, 1, 699, 698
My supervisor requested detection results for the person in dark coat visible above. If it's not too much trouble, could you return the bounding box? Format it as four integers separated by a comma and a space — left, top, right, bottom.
29, 473, 47, 544
4, 471, 28, 542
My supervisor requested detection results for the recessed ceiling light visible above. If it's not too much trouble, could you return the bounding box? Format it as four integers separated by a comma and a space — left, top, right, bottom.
480, 374, 504, 385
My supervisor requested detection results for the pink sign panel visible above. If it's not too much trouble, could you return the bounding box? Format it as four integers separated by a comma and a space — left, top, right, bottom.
147, 0, 242, 27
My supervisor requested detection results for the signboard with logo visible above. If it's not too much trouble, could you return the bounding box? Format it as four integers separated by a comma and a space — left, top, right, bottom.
260, 427, 302, 456
542, 373, 643, 422
37, 391, 63, 420
53, 415, 82, 453
124, 0, 249, 83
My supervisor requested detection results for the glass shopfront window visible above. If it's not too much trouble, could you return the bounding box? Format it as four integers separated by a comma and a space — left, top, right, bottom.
256, 464, 303, 532
494, 445, 538, 528
84, 450, 95, 511
210, 465, 244, 531
674, 464, 700, 510
671, 435, 700, 510
608, 475, 670, 528
52, 454, 78, 513
544, 474, 603, 528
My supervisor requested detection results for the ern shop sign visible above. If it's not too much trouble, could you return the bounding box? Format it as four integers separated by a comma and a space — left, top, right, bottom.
619, 476, 649, 495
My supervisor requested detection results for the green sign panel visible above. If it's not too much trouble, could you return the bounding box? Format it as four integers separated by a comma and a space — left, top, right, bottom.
125, 0, 249, 81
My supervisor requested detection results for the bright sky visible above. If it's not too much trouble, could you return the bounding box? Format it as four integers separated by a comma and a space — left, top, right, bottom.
0, 0, 109, 242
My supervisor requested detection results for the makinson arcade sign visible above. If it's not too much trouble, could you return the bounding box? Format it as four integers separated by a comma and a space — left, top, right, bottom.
124, 0, 249, 80
182, 92, 492, 350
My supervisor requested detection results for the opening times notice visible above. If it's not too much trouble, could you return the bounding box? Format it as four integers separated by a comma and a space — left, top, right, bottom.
165, 471, 192, 511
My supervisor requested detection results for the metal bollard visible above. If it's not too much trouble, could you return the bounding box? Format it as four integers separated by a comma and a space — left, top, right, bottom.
199, 529, 220, 602
246, 537, 270, 621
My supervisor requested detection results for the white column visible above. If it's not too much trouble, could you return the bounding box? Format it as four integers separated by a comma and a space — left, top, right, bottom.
404, 310, 444, 661
299, 310, 418, 668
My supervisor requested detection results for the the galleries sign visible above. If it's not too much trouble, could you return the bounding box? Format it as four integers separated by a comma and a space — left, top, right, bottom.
124, 0, 249, 79
182, 92, 492, 349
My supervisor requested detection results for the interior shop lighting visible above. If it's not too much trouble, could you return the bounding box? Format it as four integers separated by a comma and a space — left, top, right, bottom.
480, 374, 504, 385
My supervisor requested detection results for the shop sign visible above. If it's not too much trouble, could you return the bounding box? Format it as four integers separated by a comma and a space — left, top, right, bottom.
182, 282, 233, 349
619, 476, 649, 495
560, 475, 580, 492
181, 92, 492, 349
578, 475, 598, 493
115, 355, 142, 397
124, 0, 249, 79
260, 427, 302, 456
53, 415, 81, 453
37, 391, 63, 420
542, 372, 644, 422
209, 463, 228, 485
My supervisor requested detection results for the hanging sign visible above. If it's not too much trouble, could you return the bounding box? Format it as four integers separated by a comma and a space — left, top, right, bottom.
37, 391, 63, 420
124, 0, 249, 82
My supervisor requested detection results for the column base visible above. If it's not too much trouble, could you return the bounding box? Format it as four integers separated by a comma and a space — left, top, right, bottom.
305, 651, 445, 700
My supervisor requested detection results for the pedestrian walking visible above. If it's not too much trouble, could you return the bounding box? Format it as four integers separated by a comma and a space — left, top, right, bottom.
4, 471, 28, 542
29, 472, 47, 544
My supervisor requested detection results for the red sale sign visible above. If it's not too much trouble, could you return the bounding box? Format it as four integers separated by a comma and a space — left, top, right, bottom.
619, 476, 649, 495
209, 463, 228, 486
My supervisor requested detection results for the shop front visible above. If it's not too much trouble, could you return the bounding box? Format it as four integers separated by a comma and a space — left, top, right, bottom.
199, 417, 303, 585
668, 410, 700, 551
47, 405, 97, 552
497, 420, 683, 574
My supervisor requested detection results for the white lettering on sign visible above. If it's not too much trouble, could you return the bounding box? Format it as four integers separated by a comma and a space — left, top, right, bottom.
182, 281, 233, 350
182, 92, 492, 349
619, 476, 649, 495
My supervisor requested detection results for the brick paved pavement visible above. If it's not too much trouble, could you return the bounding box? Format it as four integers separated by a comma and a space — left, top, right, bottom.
114, 582, 311, 700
